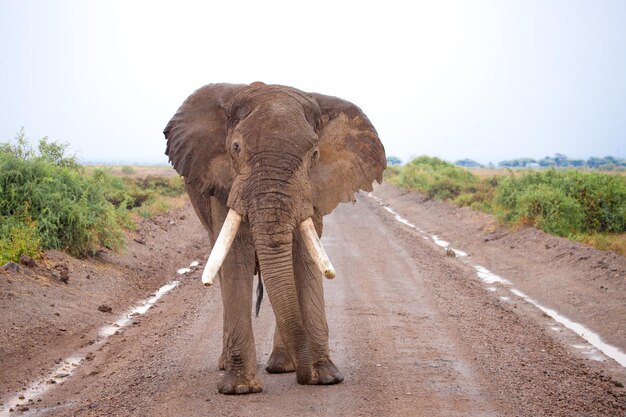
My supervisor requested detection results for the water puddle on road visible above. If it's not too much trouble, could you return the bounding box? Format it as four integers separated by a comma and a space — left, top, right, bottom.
177, 260, 199, 275
474, 265, 511, 285
429, 234, 468, 257
431, 235, 449, 248
510, 289, 626, 367
572, 344, 606, 362
98, 280, 180, 338
0, 261, 198, 416
369, 192, 626, 370
367, 193, 466, 256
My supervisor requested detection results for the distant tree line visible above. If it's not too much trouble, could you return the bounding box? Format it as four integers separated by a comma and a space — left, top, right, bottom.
390, 154, 625, 170
498, 154, 626, 169
455, 159, 482, 168
450, 154, 626, 170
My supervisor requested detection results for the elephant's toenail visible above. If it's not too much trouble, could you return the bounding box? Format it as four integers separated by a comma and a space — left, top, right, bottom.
235, 385, 249, 394
321, 375, 335, 384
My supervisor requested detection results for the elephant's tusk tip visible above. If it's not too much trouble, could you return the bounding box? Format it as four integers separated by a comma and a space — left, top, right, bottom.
203, 281, 213, 287
299, 217, 337, 280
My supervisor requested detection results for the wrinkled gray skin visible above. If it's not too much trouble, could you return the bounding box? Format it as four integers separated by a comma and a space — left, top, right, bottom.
164, 82, 386, 394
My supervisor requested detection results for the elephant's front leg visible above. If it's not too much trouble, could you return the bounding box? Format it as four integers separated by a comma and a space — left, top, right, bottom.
216, 229, 262, 394
266, 230, 344, 384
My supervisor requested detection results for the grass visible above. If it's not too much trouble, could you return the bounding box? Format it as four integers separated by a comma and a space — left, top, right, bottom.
0, 132, 186, 264
85, 164, 178, 178
388, 156, 626, 256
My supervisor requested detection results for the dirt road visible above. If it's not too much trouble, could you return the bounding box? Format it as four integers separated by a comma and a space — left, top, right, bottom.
1, 185, 625, 416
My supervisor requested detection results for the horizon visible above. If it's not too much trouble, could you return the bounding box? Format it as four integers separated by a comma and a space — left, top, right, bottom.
2, 1, 625, 164
3, 126, 623, 168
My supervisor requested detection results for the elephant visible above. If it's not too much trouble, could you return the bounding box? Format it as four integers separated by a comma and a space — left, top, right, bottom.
163, 82, 386, 394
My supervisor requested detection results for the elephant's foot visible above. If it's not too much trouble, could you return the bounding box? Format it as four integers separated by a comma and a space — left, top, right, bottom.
217, 371, 263, 395
310, 358, 344, 385
265, 348, 295, 373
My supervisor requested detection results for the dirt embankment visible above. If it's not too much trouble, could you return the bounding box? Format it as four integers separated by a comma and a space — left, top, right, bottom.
0, 204, 208, 398
0, 186, 625, 417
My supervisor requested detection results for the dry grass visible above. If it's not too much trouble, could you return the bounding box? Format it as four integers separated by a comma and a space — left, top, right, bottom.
84, 165, 178, 178
85, 164, 187, 220
579, 233, 626, 257
468, 168, 514, 178
132, 195, 188, 220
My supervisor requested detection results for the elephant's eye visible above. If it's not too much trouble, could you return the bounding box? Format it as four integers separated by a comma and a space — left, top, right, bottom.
311, 148, 319, 164
232, 141, 241, 154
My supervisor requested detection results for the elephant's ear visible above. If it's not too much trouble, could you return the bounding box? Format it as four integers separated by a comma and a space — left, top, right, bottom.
164, 83, 245, 204
308, 93, 386, 216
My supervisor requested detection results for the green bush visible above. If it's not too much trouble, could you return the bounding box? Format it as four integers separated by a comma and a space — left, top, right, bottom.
513, 184, 584, 236
495, 169, 626, 235
394, 156, 480, 200
0, 214, 41, 264
390, 157, 626, 253
0, 131, 190, 264
0, 132, 130, 261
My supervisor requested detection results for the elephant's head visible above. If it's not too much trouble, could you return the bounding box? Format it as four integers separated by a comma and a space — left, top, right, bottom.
164, 82, 385, 382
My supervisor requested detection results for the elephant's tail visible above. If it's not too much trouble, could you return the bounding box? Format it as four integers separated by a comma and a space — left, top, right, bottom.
255, 257, 263, 317
255, 273, 263, 317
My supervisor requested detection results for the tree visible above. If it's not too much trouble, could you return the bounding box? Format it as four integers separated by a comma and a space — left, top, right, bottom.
553, 153, 568, 167
518, 158, 537, 167
587, 157, 603, 168
569, 159, 585, 167
498, 158, 536, 168
538, 156, 555, 167
586, 156, 626, 168
455, 159, 482, 168
386, 156, 402, 166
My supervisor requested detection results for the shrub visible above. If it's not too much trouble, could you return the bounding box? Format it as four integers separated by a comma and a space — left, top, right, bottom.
383, 165, 401, 183
0, 132, 130, 261
513, 184, 584, 236
495, 169, 626, 235
121, 166, 136, 175
394, 156, 480, 200
0, 214, 41, 264
389, 157, 626, 254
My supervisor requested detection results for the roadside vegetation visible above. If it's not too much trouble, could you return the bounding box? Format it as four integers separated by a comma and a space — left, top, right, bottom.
386, 156, 626, 255
0, 130, 185, 264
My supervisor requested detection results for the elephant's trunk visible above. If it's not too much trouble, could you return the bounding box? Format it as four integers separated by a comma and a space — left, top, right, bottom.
251, 221, 312, 384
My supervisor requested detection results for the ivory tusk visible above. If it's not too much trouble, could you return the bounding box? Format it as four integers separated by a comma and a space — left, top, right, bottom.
299, 217, 336, 279
202, 209, 242, 286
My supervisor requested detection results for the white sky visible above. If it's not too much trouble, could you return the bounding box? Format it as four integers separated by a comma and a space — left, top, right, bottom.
1, 0, 625, 165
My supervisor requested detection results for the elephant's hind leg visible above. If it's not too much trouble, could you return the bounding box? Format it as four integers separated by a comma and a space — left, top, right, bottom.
266, 329, 295, 373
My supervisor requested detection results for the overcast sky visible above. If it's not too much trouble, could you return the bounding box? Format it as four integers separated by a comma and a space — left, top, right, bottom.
1, 0, 625, 165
